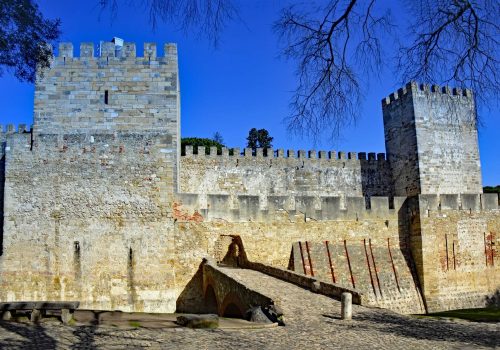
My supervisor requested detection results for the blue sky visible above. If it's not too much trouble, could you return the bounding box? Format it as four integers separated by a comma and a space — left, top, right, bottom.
0, 1, 498, 185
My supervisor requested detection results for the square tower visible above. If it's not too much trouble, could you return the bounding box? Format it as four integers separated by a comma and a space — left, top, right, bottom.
34, 41, 179, 137
383, 82, 482, 196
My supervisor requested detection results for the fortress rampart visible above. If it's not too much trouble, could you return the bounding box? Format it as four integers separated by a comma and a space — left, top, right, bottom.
180, 146, 391, 198
0, 41, 498, 315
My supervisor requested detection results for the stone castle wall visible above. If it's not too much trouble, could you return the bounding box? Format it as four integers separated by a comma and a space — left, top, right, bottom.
0, 129, 178, 312
0, 40, 498, 315
180, 147, 391, 199
173, 193, 426, 315
409, 194, 500, 312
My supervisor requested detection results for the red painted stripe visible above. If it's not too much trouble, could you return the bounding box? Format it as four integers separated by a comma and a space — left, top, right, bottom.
387, 238, 401, 293
344, 240, 355, 289
305, 241, 315, 277
364, 239, 377, 297
325, 240, 336, 283
369, 239, 383, 297
298, 242, 307, 275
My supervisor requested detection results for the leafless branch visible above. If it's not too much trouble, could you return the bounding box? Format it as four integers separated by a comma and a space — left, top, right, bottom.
398, 0, 500, 112
98, 0, 237, 47
274, 0, 392, 141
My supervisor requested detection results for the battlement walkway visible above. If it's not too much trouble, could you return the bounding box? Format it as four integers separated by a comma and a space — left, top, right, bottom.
0, 267, 498, 349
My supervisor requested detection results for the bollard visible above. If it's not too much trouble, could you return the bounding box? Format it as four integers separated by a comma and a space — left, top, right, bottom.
341, 292, 352, 320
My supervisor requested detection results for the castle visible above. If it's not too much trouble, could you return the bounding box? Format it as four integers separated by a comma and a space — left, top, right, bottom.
0, 42, 498, 315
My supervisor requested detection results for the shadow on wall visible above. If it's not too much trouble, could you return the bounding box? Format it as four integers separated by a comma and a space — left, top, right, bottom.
176, 262, 206, 314
0, 154, 4, 256
175, 236, 249, 315
486, 289, 500, 308
360, 155, 392, 200
398, 197, 427, 313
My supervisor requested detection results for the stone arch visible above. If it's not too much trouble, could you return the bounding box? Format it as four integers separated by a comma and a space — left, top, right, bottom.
220, 292, 246, 318
204, 284, 218, 314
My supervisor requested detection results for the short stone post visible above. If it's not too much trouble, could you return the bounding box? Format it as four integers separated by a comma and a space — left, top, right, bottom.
1, 311, 12, 321
30, 309, 42, 323
61, 309, 73, 325
341, 292, 352, 320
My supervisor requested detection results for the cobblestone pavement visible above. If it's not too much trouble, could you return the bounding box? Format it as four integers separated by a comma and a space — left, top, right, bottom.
0, 267, 498, 349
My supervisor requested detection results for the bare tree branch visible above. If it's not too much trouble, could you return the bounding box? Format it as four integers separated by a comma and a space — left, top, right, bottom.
274, 0, 392, 141
398, 0, 500, 113
98, 0, 237, 47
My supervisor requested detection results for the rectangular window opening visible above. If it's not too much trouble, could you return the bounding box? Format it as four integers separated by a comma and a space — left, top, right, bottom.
104, 90, 109, 104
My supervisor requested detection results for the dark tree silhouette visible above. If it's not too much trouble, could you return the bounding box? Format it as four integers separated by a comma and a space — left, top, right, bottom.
398, 0, 499, 108
0, 0, 60, 82
98, 0, 237, 47
246, 128, 273, 151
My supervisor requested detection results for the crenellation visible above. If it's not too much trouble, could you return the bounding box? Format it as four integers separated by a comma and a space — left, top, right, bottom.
318, 151, 327, 159
338, 151, 346, 160
348, 152, 356, 160
144, 42, 157, 59
210, 146, 217, 157
308, 150, 316, 159
298, 150, 306, 158
368, 152, 376, 160
287, 149, 295, 158
277, 149, 285, 157
123, 42, 136, 57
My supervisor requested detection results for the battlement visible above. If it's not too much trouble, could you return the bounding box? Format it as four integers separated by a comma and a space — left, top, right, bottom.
417, 193, 499, 211
183, 146, 386, 161
0, 124, 32, 134
175, 193, 403, 222
382, 82, 473, 107
175, 192, 499, 223
54, 42, 177, 60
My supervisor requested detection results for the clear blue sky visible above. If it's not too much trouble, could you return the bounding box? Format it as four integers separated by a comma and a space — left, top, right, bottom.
0, 1, 498, 185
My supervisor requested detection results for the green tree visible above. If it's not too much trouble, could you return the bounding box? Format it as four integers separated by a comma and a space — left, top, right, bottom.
213, 131, 224, 144
181, 137, 225, 156
484, 186, 500, 194
0, 0, 60, 82
246, 128, 273, 151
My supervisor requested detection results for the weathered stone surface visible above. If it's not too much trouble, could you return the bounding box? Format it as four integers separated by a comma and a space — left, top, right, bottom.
176, 314, 219, 328
245, 307, 272, 323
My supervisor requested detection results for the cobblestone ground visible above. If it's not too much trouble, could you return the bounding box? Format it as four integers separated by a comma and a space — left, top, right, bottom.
0, 267, 498, 349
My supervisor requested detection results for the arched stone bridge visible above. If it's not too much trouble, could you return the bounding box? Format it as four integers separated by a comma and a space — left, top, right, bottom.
201, 258, 275, 318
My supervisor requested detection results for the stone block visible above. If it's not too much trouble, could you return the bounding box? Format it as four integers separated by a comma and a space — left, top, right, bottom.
481, 193, 499, 210
440, 194, 459, 210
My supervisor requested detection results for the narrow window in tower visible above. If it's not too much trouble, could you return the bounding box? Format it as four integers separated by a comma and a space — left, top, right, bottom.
104, 90, 109, 104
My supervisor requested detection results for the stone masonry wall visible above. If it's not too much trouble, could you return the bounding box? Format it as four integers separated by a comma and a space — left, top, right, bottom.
410, 193, 500, 312
0, 130, 180, 312
180, 147, 391, 199
35, 42, 179, 135
173, 193, 425, 314
0, 131, 178, 312
383, 82, 482, 196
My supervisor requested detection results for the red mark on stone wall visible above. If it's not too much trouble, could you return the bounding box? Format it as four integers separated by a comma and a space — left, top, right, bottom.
387, 238, 401, 293
364, 239, 378, 297
324, 241, 336, 283
305, 241, 315, 277
344, 240, 355, 289
485, 232, 496, 267
298, 242, 308, 275
172, 202, 204, 222
369, 239, 383, 297
445, 234, 449, 271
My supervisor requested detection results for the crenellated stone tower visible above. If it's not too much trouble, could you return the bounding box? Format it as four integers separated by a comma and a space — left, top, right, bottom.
383, 82, 482, 196
0, 41, 182, 312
